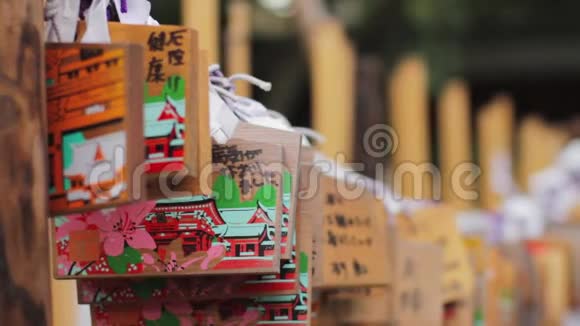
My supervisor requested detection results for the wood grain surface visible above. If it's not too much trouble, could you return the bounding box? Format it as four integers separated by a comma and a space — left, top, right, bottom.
0, 0, 52, 325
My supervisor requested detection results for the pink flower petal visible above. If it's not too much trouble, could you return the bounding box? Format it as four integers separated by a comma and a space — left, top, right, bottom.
142, 253, 155, 265
207, 244, 225, 259
126, 229, 156, 250
103, 232, 125, 256
165, 301, 193, 316
125, 200, 157, 224
86, 210, 115, 232
200, 245, 225, 270
180, 255, 204, 269
56, 219, 87, 239
142, 300, 162, 320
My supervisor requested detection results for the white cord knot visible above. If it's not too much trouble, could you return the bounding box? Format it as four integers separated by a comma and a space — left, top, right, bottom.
208, 64, 273, 119
44, 0, 62, 42
44, 0, 81, 43
208, 64, 327, 147
45, 0, 59, 20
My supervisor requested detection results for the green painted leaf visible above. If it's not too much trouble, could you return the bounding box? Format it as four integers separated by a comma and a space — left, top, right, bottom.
213, 174, 242, 208
300, 252, 309, 274
144, 74, 186, 104
283, 170, 292, 194
213, 174, 278, 208
107, 247, 142, 274
124, 247, 142, 264
132, 278, 167, 299
145, 311, 180, 326
254, 184, 277, 207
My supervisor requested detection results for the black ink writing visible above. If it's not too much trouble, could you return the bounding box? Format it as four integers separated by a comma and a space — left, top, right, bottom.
147, 31, 167, 51
146, 57, 165, 83
166, 29, 186, 47
212, 145, 263, 165
147, 29, 186, 51
331, 261, 348, 277
326, 230, 372, 248
352, 259, 368, 276
168, 48, 185, 66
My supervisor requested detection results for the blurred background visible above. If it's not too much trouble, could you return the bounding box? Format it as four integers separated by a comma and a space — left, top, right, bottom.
33, 2, 580, 325
152, 0, 579, 176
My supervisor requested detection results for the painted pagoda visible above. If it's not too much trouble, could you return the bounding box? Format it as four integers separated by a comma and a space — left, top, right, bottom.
144, 96, 185, 172
143, 198, 276, 257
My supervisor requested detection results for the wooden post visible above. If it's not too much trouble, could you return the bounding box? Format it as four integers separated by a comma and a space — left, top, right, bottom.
0, 0, 52, 324
388, 55, 431, 199
50, 279, 85, 326
308, 20, 355, 160
226, 0, 252, 97
182, 0, 220, 65
438, 79, 473, 209
517, 116, 569, 191
197, 50, 212, 172
477, 95, 514, 210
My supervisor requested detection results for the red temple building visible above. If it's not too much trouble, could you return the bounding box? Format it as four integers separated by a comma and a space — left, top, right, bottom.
256, 284, 308, 322
248, 201, 275, 226
144, 198, 276, 257
145, 96, 185, 172
280, 251, 297, 280
144, 198, 224, 254
221, 224, 270, 257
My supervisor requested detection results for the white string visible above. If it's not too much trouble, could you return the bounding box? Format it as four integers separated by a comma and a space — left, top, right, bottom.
208, 64, 326, 145
208, 65, 272, 118
44, 0, 62, 42
292, 127, 326, 144
228, 74, 272, 92
81, 0, 111, 43
45, 0, 82, 43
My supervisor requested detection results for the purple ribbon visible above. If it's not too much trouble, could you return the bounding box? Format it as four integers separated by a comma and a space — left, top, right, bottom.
120, 0, 128, 13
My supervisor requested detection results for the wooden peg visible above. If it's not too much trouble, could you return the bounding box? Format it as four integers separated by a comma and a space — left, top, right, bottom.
182, 0, 220, 64
388, 55, 431, 199
309, 20, 355, 160
226, 0, 252, 97
517, 115, 569, 191
438, 79, 473, 208
477, 95, 514, 210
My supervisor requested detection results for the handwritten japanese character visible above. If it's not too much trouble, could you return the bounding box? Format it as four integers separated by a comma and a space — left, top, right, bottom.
326, 194, 335, 205
327, 230, 337, 247
167, 29, 187, 46
335, 214, 347, 227
332, 261, 347, 276
168, 48, 185, 66
146, 57, 165, 83
147, 31, 167, 51
352, 259, 368, 276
